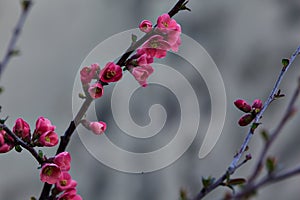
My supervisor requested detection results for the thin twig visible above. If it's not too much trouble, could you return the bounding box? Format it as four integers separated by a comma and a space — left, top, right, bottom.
248, 77, 300, 182
232, 166, 300, 199
192, 45, 300, 200
0, 0, 33, 78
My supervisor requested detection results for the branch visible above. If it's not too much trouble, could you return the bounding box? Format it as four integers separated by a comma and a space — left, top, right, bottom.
0, 124, 44, 164
192, 45, 300, 200
248, 77, 300, 182
0, 0, 33, 78
39, 1, 189, 199
232, 166, 300, 199
228, 45, 300, 173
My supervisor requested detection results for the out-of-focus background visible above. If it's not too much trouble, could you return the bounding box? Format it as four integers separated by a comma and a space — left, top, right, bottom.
1, 0, 300, 199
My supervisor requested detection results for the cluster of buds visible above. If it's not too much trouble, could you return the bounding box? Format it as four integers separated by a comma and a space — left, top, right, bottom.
127, 13, 182, 87
0, 117, 59, 154
40, 152, 82, 200
234, 99, 263, 126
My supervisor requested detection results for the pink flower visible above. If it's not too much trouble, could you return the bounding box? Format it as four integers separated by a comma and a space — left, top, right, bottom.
38, 131, 59, 147
131, 65, 154, 87
54, 152, 72, 171
238, 114, 254, 126
99, 62, 122, 83
57, 189, 82, 200
80, 63, 100, 85
0, 143, 13, 153
234, 99, 251, 113
0, 130, 14, 153
13, 118, 31, 142
157, 13, 178, 32
137, 52, 154, 66
170, 36, 181, 52
139, 20, 153, 33
34, 116, 56, 137
142, 35, 171, 58
88, 82, 104, 99
89, 121, 107, 135
40, 163, 61, 184
252, 99, 263, 113
55, 172, 77, 191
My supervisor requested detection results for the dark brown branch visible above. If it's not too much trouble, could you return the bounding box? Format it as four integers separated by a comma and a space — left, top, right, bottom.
39, 1, 189, 199
0, 124, 44, 164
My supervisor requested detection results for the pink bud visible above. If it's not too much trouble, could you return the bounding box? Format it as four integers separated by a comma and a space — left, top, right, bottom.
88, 82, 104, 99
139, 20, 153, 33
252, 99, 263, 111
13, 118, 31, 142
89, 121, 107, 135
55, 172, 77, 191
54, 152, 72, 171
99, 62, 122, 83
34, 116, 56, 137
80, 63, 100, 85
238, 114, 254, 126
234, 99, 251, 113
0, 130, 14, 153
40, 163, 61, 184
38, 131, 59, 147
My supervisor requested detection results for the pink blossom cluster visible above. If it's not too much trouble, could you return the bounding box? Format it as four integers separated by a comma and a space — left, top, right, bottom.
80, 62, 122, 99
79, 13, 181, 91
234, 99, 263, 126
0, 117, 59, 153
78, 13, 182, 136
40, 152, 82, 200
128, 13, 182, 87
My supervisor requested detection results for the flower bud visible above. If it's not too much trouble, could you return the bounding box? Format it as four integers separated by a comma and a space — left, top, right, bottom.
234, 99, 251, 113
13, 118, 31, 142
238, 114, 254, 126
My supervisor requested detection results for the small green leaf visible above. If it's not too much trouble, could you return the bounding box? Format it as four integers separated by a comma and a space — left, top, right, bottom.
15, 145, 23, 153
78, 93, 86, 99
282, 58, 289, 68
9, 49, 21, 56
38, 150, 44, 159
30, 197, 37, 200
227, 178, 246, 186
266, 157, 277, 174
260, 130, 269, 142
179, 188, 187, 200
202, 176, 215, 188
225, 171, 230, 183
0, 116, 9, 124
21, 0, 31, 11
251, 122, 261, 132
131, 34, 137, 43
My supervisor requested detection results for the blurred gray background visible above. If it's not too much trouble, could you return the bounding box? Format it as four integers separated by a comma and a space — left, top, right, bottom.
1, 0, 300, 199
